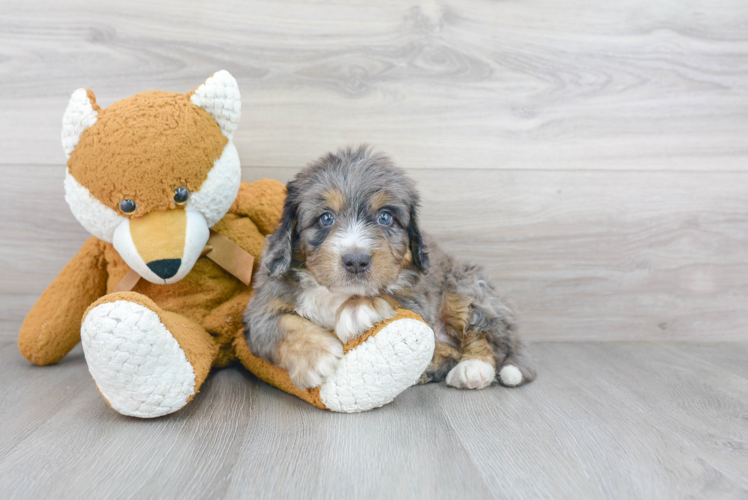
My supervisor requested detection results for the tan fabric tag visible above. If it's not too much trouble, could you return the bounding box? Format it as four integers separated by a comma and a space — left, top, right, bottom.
113, 230, 255, 291
204, 230, 255, 286
113, 269, 141, 292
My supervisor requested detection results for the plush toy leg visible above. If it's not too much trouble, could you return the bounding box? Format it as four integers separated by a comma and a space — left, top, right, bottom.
81, 292, 218, 418
236, 309, 435, 413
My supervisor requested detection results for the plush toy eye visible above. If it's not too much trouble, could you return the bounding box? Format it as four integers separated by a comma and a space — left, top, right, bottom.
119, 199, 137, 214
174, 186, 190, 205
319, 212, 335, 227
378, 211, 393, 226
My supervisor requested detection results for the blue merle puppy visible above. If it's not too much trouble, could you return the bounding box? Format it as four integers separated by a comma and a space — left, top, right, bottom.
243, 145, 536, 390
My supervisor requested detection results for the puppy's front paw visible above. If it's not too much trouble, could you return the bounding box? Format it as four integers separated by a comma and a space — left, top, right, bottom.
281, 333, 344, 390
446, 359, 496, 390
334, 296, 396, 343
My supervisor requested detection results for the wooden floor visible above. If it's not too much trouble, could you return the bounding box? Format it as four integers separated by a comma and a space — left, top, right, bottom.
1, 340, 746, 499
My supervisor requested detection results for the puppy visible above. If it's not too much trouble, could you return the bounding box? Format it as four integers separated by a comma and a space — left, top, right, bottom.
243, 145, 536, 390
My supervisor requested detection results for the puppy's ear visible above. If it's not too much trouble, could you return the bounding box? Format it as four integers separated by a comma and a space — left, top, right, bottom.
408, 204, 430, 273
263, 182, 300, 278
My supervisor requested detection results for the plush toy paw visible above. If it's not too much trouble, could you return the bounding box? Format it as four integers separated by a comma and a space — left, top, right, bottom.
238, 309, 435, 413
446, 359, 496, 390
81, 293, 217, 418
320, 313, 433, 412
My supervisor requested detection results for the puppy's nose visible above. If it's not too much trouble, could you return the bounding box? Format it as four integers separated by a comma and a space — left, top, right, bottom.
147, 259, 181, 279
342, 253, 371, 274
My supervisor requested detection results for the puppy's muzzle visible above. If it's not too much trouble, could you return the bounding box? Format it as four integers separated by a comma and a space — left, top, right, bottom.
342, 252, 371, 275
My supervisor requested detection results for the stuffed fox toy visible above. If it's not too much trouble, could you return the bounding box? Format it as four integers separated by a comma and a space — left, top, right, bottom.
19, 71, 434, 417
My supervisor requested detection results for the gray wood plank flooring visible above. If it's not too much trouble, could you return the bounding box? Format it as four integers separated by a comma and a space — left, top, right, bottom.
1, 340, 746, 499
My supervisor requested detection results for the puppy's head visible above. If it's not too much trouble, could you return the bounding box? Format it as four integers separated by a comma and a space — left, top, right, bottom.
264, 145, 428, 295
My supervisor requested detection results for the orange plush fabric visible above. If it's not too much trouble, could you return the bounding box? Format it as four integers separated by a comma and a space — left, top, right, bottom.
18, 237, 108, 365
68, 91, 228, 215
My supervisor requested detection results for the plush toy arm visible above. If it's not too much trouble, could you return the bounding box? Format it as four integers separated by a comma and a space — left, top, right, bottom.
19, 236, 108, 365
229, 179, 286, 235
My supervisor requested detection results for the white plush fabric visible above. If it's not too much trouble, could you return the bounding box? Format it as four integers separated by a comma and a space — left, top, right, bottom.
64, 170, 124, 243
187, 141, 241, 227
81, 300, 196, 418
61, 88, 98, 158
319, 318, 435, 413
190, 70, 241, 140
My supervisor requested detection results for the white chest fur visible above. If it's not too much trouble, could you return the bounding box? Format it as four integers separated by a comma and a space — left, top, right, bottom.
295, 281, 353, 331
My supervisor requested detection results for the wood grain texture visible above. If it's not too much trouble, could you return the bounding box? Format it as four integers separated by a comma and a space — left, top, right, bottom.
1, 340, 746, 499
4, 165, 747, 341
1, 0, 747, 170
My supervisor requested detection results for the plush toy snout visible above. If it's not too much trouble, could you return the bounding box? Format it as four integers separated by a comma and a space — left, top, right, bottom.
112, 209, 210, 284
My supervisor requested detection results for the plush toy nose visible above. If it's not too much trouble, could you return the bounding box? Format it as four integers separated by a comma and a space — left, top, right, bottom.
147, 259, 182, 279
342, 253, 371, 274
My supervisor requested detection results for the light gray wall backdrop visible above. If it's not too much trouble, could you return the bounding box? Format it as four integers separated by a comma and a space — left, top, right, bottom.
2, 0, 747, 341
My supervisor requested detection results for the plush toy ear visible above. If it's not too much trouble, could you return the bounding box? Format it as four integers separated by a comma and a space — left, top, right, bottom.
189, 70, 241, 140
61, 89, 100, 158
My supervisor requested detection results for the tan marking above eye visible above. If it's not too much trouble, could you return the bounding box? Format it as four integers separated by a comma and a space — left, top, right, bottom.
129, 209, 187, 263
322, 188, 345, 213
369, 191, 394, 212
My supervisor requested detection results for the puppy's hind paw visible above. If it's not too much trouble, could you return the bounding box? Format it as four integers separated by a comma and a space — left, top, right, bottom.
499, 364, 523, 387
446, 359, 496, 390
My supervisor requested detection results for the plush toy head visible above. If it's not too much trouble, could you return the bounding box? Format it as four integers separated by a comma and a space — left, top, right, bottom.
61, 71, 241, 284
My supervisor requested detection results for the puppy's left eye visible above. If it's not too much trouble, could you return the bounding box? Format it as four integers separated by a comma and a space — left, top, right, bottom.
378, 211, 393, 226
320, 212, 335, 227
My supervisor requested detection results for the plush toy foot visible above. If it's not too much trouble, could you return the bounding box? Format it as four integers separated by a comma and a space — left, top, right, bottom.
238, 309, 435, 413
319, 313, 434, 412
81, 293, 217, 418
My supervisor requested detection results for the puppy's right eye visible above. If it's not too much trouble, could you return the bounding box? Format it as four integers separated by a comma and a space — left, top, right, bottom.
119, 199, 137, 214
319, 212, 335, 227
